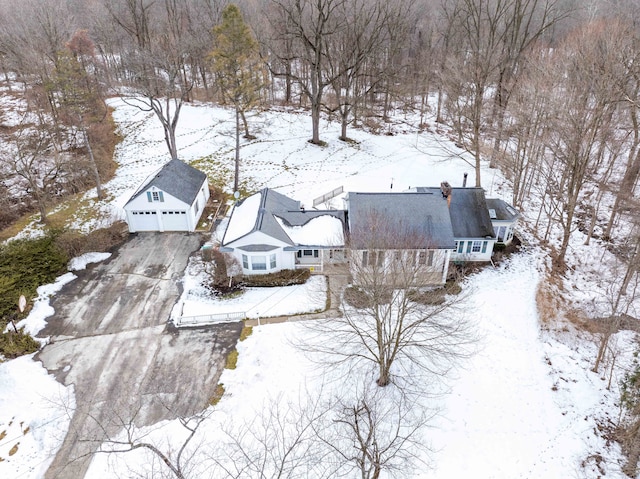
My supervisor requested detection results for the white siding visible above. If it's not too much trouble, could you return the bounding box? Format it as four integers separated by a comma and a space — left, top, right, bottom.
451, 239, 495, 262
226, 231, 294, 275
160, 210, 189, 230
124, 181, 208, 232
349, 248, 449, 286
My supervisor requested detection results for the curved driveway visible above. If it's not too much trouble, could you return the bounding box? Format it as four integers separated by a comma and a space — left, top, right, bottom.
36, 233, 241, 479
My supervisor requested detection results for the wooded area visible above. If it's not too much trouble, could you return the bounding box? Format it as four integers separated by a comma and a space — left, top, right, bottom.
5, 1, 640, 476
1, 0, 640, 268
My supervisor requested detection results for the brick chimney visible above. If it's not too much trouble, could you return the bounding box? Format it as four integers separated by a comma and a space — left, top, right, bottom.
440, 181, 452, 208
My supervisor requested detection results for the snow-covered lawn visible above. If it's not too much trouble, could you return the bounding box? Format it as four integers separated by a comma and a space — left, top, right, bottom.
0, 97, 635, 478
0, 356, 75, 479
0, 253, 110, 479
173, 258, 327, 320
423, 252, 626, 478
85, 251, 628, 478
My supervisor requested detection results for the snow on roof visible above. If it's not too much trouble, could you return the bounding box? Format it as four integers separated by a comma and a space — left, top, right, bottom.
275, 215, 344, 247
223, 188, 346, 247
222, 192, 262, 244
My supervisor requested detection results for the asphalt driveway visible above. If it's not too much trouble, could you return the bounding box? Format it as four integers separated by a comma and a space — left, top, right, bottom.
36, 233, 242, 479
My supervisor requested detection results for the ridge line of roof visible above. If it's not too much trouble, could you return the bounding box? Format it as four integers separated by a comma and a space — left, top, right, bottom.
254, 187, 269, 233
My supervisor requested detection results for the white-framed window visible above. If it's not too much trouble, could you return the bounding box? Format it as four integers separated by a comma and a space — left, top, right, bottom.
242, 254, 248, 269
147, 190, 164, 202
362, 251, 384, 266
466, 241, 472, 254
194, 200, 200, 214
472, 241, 482, 253
270, 254, 277, 269
458, 241, 464, 254
252, 255, 267, 270
418, 251, 427, 265
428, 250, 434, 266
297, 249, 319, 258
481, 241, 488, 253
147, 191, 164, 203
363, 250, 384, 267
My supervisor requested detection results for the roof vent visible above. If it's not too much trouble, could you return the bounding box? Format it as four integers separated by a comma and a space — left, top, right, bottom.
489, 208, 497, 219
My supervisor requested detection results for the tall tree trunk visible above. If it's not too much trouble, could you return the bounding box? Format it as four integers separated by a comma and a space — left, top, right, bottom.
284, 59, 292, 104
605, 145, 640, 240
82, 126, 103, 200
234, 106, 240, 192
310, 59, 322, 144
240, 110, 250, 138
340, 112, 348, 141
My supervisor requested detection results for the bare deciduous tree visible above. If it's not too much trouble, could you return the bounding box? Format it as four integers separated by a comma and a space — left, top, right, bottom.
212, 394, 330, 479
266, 0, 348, 145
440, 0, 564, 186
0, 110, 70, 223
316, 381, 432, 479
325, 0, 410, 142
307, 209, 475, 388
91, 412, 208, 479
106, 0, 197, 160
541, 21, 621, 267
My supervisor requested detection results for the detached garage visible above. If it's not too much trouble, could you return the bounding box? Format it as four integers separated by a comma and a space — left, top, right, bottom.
124, 159, 209, 233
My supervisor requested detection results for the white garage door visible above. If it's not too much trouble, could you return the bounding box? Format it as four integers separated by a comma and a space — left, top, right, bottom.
161, 210, 189, 231
130, 211, 159, 231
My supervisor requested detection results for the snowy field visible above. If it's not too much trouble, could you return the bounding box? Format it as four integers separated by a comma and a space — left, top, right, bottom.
0, 254, 107, 479
0, 98, 635, 478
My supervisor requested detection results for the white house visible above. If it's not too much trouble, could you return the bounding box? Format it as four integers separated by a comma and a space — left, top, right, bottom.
410, 186, 519, 262
220, 188, 345, 275
124, 159, 209, 233
404, 186, 495, 262
486, 198, 520, 245
344, 191, 455, 285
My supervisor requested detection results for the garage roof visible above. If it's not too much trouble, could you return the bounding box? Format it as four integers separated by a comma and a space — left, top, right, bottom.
126, 159, 207, 206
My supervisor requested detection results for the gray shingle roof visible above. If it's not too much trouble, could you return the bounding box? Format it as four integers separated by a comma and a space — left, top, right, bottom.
485, 198, 520, 222
237, 244, 280, 252
415, 187, 494, 239
126, 159, 207, 206
345, 192, 455, 249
